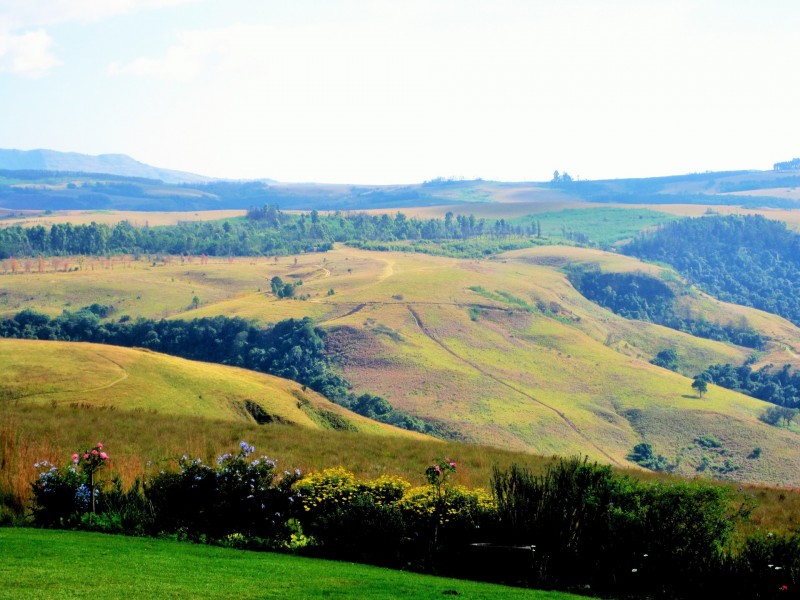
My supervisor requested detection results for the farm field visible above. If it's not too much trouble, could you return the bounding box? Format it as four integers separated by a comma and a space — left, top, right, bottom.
0, 528, 591, 600
4, 244, 800, 487
0, 209, 247, 228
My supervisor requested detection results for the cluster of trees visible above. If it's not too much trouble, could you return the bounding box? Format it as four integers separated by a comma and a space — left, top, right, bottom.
0, 308, 436, 435
624, 215, 800, 327
567, 267, 766, 348
773, 158, 800, 171
0, 207, 542, 260
696, 361, 800, 411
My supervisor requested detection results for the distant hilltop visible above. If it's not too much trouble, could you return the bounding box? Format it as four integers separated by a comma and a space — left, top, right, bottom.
0, 149, 213, 184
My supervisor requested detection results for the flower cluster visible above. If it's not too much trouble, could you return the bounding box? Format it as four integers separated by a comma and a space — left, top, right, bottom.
401, 484, 494, 524
31, 449, 101, 526
76, 442, 110, 477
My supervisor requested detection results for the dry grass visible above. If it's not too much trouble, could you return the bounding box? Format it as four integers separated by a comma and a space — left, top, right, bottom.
0, 209, 247, 229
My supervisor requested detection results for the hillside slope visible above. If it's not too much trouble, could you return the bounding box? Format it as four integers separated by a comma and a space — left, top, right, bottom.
3, 246, 800, 486
0, 338, 426, 440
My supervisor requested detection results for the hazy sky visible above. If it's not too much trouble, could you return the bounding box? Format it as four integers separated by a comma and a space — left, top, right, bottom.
1, 1, 799, 183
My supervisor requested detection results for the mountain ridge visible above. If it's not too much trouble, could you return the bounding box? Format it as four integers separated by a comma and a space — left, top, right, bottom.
0, 148, 214, 184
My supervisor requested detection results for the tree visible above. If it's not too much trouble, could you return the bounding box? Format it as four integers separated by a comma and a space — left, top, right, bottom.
651, 348, 679, 371
692, 377, 709, 398
761, 405, 798, 427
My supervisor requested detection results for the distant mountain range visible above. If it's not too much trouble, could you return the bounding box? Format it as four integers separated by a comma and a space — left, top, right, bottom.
1, 148, 799, 212
0, 149, 213, 184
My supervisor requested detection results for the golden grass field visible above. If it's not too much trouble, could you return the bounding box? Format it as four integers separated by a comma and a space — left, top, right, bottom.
3, 245, 800, 490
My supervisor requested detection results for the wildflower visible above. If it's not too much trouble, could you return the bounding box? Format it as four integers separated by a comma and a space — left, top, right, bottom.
91, 449, 98, 456
84, 453, 90, 460
72, 453, 79, 464
99, 452, 108, 460
97, 443, 103, 449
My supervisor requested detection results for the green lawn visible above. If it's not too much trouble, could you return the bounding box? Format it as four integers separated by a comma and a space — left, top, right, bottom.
0, 528, 593, 599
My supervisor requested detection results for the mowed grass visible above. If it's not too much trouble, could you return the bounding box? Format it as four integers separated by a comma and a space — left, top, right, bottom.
0, 528, 591, 600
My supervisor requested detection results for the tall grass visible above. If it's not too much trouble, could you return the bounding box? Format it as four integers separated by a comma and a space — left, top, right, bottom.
0, 403, 541, 515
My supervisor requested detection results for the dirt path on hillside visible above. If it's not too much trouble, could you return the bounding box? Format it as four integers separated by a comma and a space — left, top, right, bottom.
7, 348, 129, 402
407, 306, 621, 466
320, 303, 367, 323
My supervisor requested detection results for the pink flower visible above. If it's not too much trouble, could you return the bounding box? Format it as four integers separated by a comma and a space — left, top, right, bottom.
434, 465, 441, 473
100, 452, 108, 460
97, 443, 103, 449
83, 453, 90, 460
72, 453, 79, 463
450, 462, 457, 468
91, 449, 98, 456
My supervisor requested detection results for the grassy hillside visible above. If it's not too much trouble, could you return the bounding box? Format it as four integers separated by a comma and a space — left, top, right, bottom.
0, 338, 427, 438
0, 528, 590, 600
2, 246, 800, 486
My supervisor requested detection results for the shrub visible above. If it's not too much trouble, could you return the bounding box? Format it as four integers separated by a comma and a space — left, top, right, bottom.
31, 442, 111, 528
490, 456, 737, 596
145, 441, 301, 543
720, 531, 800, 598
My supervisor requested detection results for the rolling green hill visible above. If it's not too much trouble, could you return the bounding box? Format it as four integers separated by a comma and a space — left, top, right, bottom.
3, 245, 799, 487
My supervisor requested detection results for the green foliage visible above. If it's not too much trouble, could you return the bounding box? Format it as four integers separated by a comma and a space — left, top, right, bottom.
695, 434, 722, 449
145, 441, 301, 543
30, 442, 111, 527
624, 214, 800, 327
627, 442, 675, 472
693, 377, 709, 397
760, 405, 798, 428
699, 362, 800, 410
568, 265, 766, 348
490, 456, 737, 596
720, 530, 800, 598
650, 347, 679, 371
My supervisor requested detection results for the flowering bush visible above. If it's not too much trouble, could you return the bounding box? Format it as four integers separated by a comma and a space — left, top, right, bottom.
145, 441, 302, 543
31, 442, 110, 527
400, 484, 494, 526
294, 467, 410, 520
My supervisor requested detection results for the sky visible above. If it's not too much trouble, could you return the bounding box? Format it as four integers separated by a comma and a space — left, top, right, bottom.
1, 0, 799, 184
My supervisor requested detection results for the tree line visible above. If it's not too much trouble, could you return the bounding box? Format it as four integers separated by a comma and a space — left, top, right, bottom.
697, 361, 800, 411
567, 266, 766, 349
0, 207, 539, 260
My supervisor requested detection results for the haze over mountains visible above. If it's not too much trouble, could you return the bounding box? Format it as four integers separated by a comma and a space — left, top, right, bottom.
1, 148, 799, 214
0, 149, 212, 184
